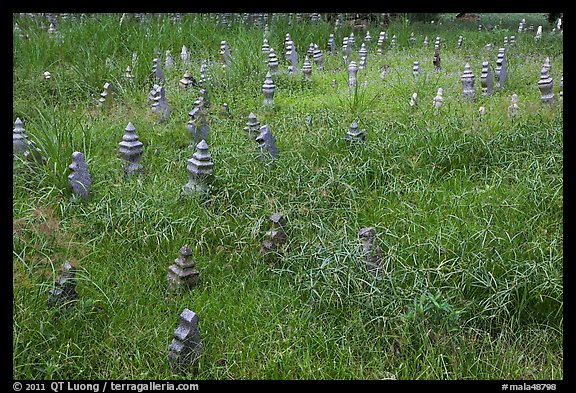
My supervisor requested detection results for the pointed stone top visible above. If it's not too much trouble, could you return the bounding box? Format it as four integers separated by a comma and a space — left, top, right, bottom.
359, 227, 376, 238
179, 244, 193, 256
348, 61, 358, 70
125, 122, 135, 131
180, 308, 198, 326
197, 139, 208, 150
72, 151, 85, 161
248, 112, 257, 120
15, 117, 23, 127
350, 121, 358, 129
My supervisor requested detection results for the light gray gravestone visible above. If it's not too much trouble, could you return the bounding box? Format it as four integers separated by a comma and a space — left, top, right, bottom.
244, 112, 261, 139
220, 40, 232, 67
391, 34, 397, 48
125, 66, 134, 82
348, 32, 356, 49
168, 308, 203, 372
359, 42, 368, 60
480, 61, 493, 96
165, 50, 174, 70
286, 40, 298, 74
152, 58, 164, 84
167, 245, 199, 291
457, 35, 463, 48
327, 33, 336, 54
478, 106, 486, 116
199, 60, 210, 89
503, 36, 508, 46
423, 36, 429, 47
377, 32, 385, 54
342, 37, 350, 65
535, 25, 542, 40
508, 94, 519, 117
181, 45, 190, 66
538, 67, 555, 106
13, 117, 28, 156
302, 55, 312, 81
345, 121, 366, 142
47, 261, 78, 308
183, 139, 214, 195
267, 48, 279, 75
364, 30, 371, 43
255, 125, 278, 161
409, 32, 416, 46
187, 97, 209, 145
510, 35, 516, 45
98, 82, 113, 109
348, 61, 358, 92
313, 44, 324, 70
179, 71, 194, 89
262, 72, 275, 108
409, 92, 418, 107
412, 61, 421, 78
432, 48, 441, 72
495, 48, 507, 89
461, 63, 476, 101
68, 152, 91, 199
434, 36, 440, 50
119, 122, 143, 175
47, 22, 57, 36
433, 88, 444, 108
262, 38, 270, 57
307, 42, 315, 58
151, 85, 170, 123
261, 213, 287, 259
284, 33, 291, 61
358, 227, 383, 276
518, 20, 525, 33
542, 57, 551, 73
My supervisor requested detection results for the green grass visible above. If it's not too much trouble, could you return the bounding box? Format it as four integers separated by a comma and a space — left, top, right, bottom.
13, 13, 562, 380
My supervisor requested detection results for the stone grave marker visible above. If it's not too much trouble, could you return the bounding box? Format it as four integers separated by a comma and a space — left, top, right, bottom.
98, 82, 113, 109
47, 261, 78, 308
167, 245, 199, 291
268, 48, 279, 74
495, 48, 507, 89
261, 213, 287, 259
480, 61, 493, 96
508, 94, 519, 117
538, 67, 555, 106
345, 121, 366, 142
244, 112, 261, 139
262, 72, 275, 108
165, 50, 174, 70
302, 55, 312, 81
168, 308, 203, 372
433, 88, 444, 108
183, 139, 214, 195
119, 122, 144, 175
255, 125, 278, 161
461, 63, 476, 101
348, 61, 358, 92
313, 44, 324, 69
358, 227, 383, 276
68, 152, 91, 199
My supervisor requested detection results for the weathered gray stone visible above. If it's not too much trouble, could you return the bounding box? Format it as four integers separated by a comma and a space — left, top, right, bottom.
47, 261, 78, 308
261, 213, 287, 259
244, 112, 261, 139
262, 38, 270, 56
255, 125, 278, 161
179, 71, 194, 89
364, 31, 371, 44
47, 22, 57, 36
457, 35, 463, 48
181, 45, 190, 66
167, 245, 199, 291
187, 97, 209, 145
345, 121, 366, 142
312, 44, 324, 69
412, 61, 421, 77
220, 40, 231, 67
267, 48, 279, 75
461, 63, 476, 101
535, 25, 542, 40
302, 55, 312, 81
433, 88, 444, 108
538, 67, 555, 106
13, 117, 28, 156
286, 40, 298, 74
119, 122, 143, 175
125, 66, 134, 81
358, 227, 383, 276
409, 92, 418, 107
391, 34, 397, 48
262, 72, 275, 108
199, 60, 210, 89
342, 37, 350, 65
152, 58, 164, 84
508, 94, 519, 117
68, 152, 91, 199
98, 82, 113, 109
165, 50, 174, 70
495, 48, 507, 89
348, 61, 358, 92
327, 33, 336, 54
183, 139, 214, 195
151, 85, 170, 123
432, 48, 441, 72
423, 36, 429, 47
480, 61, 493, 96
542, 57, 551, 73
168, 308, 202, 372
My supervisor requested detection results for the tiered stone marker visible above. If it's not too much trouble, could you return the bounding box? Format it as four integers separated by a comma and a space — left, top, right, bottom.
345, 121, 366, 142
220, 40, 231, 67
98, 82, 113, 109
261, 213, 287, 259
302, 55, 312, 81
461, 63, 476, 101
313, 44, 324, 70
13, 117, 29, 156
286, 40, 298, 74
412, 61, 421, 77
433, 88, 444, 108
181, 45, 190, 66
151, 85, 170, 123
508, 94, 519, 117
119, 122, 143, 175
262, 38, 270, 57
165, 50, 174, 70
268, 48, 279, 74
409, 92, 418, 107
125, 66, 134, 82
255, 125, 278, 161
262, 72, 275, 109
244, 112, 261, 139
480, 61, 493, 96
457, 35, 463, 48
348, 61, 358, 92
47, 261, 78, 308
152, 58, 164, 84
168, 308, 203, 372
538, 67, 555, 106
183, 140, 214, 195
68, 152, 91, 199
377, 31, 386, 54
327, 33, 336, 54
495, 48, 507, 89
187, 97, 209, 145
342, 37, 350, 65
432, 48, 441, 72
409, 32, 416, 46
179, 71, 195, 89
167, 245, 199, 291
423, 36, 429, 47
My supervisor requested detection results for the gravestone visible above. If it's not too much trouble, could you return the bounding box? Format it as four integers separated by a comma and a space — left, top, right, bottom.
503, 36, 508, 46
457, 35, 463, 48
478, 106, 486, 116
327, 33, 336, 54
165, 50, 174, 70
434, 36, 441, 50
255, 125, 278, 161
187, 97, 209, 145
342, 37, 350, 65
43, 71, 51, 80
358, 227, 383, 276
391, 34, 397, 48
13, 117, 29, 156
345, 121, 366, 142
433, 88, 444, 108
262, 38, 270, 56
538, 67, 555, 106
359, 43, 368, 61
409, 32, 416, 46
510, 35, 516, 45
98, 82, 113, 109
535, 25, 542, 40
518, 20, 525, 33
261, 213, 287, 259
199, 60, 210, 89
119, 122, 144, 175
542, 57, 551, 73
495, 48, 507, 89
302, 55, 312, 81
168, 308, 203, 372
181, 45, 190, 66
559, 73, 563, 101
287, 40, 299, 74
307, 42, 315, 58
47, 22, 57, 36
183, 139, 214, 195
348, 32, 356, 49
461, 63, 476, 101
268, 48, 279, 74
179, 71, 194, 89
151, 85, 170, 123
432, 48, 441, 72
68, 152, 91, 199
313, 44, 324, 70
480, 61, 493, 96
47, 261, 78, 308
364, 31, 372, 43
125, 66, 134, 81
348, 61, 358, 92
412, 61, 421, 77
244, 112, 261, 139
152, 58, 164, 84
220, 40, 231, 67
409, 92, 418, 107
508, 94, 519, 117
377, 32, 385, 54
167, 245, 199, 291
423, 36, 429, 47
262, 72, 275, 108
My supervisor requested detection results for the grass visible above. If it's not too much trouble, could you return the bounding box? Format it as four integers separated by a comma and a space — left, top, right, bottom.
13, 12, 562, 380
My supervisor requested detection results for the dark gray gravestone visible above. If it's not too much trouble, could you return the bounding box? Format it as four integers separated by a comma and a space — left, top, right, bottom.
68, 152, 91, 199
255, 125, 278, 161
168, 308, 202, 372
244, 112, 261, 139
345, 121, 366, 142
261, 213, 287, 259
119, 122, 143, 175
167, 245, 199, 291
480, 61, 493, 96
183, 139, 214, 195
47, 261, 78, 307
495, 48, 507, 89
358, 227, 383, 276
13, 117, 28, 156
